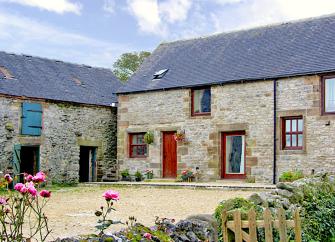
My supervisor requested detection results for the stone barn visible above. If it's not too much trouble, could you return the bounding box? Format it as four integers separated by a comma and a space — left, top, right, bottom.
0, 51, 122, 183
116, 15, 335, 183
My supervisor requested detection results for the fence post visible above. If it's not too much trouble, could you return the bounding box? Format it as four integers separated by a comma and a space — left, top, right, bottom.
248, 208, 257, 242
294, 209, 302, 242
221, 210, 229, 242
264, 208, 273, 242
233, 210, 243, 242
278, 207, 288, 242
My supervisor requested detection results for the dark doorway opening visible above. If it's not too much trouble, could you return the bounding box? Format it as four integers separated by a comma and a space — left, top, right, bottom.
79, 146, 97, 182
20, 146, 39, 182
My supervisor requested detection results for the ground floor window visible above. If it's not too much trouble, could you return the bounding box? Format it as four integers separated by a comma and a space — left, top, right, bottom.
129, 133, 147, 158
282, 116, 303, 150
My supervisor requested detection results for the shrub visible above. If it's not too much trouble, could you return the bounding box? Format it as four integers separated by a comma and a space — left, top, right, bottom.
0, 172, 52, 241
279, 170, 304, 182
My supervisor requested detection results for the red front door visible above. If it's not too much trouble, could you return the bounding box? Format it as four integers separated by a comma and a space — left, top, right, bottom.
221, 131, 246, 179
163, 132, 177, 178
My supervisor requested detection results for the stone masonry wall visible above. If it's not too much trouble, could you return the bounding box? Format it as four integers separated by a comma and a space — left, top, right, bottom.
0, 95, 117, 183
118, 75, 335, 183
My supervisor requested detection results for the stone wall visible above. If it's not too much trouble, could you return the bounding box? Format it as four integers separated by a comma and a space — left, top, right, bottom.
118, 75, 335, 183
0, 95, 117, 183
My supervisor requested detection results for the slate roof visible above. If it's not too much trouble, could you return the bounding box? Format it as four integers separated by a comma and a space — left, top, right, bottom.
118, 14, 335, 94
0, 51, 123, 106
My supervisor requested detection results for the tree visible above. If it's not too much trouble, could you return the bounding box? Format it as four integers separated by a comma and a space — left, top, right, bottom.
113, 51, 151, 82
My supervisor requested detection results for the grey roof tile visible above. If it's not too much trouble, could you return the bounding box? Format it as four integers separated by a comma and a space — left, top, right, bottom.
0, 52, 123, 106
118, 14, 335, 94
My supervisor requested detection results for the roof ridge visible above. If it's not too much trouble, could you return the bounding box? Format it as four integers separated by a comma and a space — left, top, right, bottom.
159, 12, 335, 47
0, 50, 113, 71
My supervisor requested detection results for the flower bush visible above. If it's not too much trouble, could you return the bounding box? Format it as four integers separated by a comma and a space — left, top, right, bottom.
0, 172, 52, 241
181, 169, 194, 181
173, 130, 186, 142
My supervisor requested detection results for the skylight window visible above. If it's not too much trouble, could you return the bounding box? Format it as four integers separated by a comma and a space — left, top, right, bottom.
0, 66, 14, 79
153, 69, 168, 80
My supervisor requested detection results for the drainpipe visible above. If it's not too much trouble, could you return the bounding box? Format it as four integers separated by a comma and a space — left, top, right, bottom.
273, 79, 277, 184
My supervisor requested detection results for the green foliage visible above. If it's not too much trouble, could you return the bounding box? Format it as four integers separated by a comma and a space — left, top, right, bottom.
299, 177, 335, 242
113, 51, 151, 82
121, 169, 130, 177
134, 171, 143, 181
144, 131, 154, 144
279, 170, 304, 182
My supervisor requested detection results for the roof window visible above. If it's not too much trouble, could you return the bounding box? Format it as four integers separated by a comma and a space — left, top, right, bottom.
0, 66, 14, 79
153, 69, 168, 80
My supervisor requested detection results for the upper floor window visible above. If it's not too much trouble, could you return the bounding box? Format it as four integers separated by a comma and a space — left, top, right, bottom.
21, 103, 43, 136
282, 116, 303, 150
191, 87, 211, 116
322, 75, 335, 114
129, 133, 147, 158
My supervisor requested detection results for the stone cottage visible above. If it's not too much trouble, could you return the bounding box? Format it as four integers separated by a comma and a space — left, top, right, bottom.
117, 14, 335, 183
0, 51, 122, 183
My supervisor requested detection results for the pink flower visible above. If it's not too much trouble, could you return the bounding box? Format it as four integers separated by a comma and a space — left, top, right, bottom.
32, 171, 46, 183
39, 190, 51, 198
20, 186, 28, 194
27, 182, 37, 197
102, 190, 120, 201
4, 174, 12, 183
24, 174, 33, 182
181, 170, 187, 175
143, 233, 152, 240
14, 183, 24, 192
0, 197, 7, 205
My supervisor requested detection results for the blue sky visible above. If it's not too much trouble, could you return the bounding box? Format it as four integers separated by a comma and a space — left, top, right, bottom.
1, 0, 335, 69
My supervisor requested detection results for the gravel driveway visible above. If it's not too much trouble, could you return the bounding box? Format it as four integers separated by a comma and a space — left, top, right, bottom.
45, 185, 254, 241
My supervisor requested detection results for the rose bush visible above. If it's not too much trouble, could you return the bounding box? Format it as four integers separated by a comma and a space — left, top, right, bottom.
0, 172, 52, 241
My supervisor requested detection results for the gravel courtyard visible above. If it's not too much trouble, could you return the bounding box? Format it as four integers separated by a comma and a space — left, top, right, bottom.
45, 185, 254, 240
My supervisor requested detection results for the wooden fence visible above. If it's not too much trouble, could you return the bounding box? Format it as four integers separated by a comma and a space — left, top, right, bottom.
221, 207, 301, 242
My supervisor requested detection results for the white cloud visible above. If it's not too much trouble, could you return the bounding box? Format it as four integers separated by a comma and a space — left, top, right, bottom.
1, 0, 81, 14
0, 12, 134, 67
159, 0, 192, 23
127, 0, 193, 36
103, 0, 116, 14
211, 0, 335, 33
127, 0, 164, 34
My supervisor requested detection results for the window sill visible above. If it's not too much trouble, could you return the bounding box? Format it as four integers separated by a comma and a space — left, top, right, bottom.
190, 113, 212, 119
279, 149, 306, 155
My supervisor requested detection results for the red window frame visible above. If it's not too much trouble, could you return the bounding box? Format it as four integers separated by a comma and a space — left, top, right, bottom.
321, 74, 335, 115
191, 87, 211, 116
282, 116, 303, 150
129, 133, 147, 158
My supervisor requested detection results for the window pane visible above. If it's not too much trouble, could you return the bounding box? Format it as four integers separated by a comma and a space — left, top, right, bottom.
298, 119, 303, 132
325, 78, 335, 112
285, 120, 290, 132
286, 135, 291, 147
193, 88, 211, 114
292, 135, 297, 147
292, 120, 297, 132
131, 146, 137, 155
298, 134, 303, 147
200, 88, 211, 113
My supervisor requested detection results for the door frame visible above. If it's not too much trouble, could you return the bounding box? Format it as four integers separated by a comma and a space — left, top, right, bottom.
162, 131, 177, 178
221, 131, 246, 179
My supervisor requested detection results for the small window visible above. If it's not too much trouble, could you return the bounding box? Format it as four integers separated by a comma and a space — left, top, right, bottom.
282, 117, 303, 150
191, 87, 211, 116
21, 103, 43, 136
322, 75, 335, 114
153, 69, 168, 80
129, 133, 148, 158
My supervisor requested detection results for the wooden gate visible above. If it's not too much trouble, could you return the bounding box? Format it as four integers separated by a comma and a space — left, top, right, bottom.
221, 208, 301, 242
